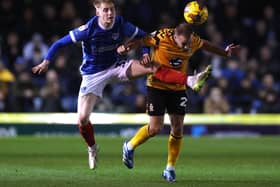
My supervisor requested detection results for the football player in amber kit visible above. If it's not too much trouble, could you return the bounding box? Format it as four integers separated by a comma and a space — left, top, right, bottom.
122, 23, 240, 182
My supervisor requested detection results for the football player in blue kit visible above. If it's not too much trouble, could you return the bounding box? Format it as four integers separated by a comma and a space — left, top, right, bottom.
32, 0, 206, 170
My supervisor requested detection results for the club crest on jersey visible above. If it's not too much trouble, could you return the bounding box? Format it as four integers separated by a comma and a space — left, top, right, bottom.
78, 24, 88, 31
148, 103, 154, 112
169, 58, 183, 68
112, 33, 119, 40
80, 86, 87, 93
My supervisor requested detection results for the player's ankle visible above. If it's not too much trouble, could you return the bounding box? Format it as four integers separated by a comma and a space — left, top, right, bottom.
88, 144, 97, 151
187, 75, 196, 88
126, 142, 134, 151
166, 165, 175, 171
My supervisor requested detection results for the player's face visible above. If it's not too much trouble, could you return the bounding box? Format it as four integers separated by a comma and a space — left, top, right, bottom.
96, 2, 116, 27
174, 33, 190, 49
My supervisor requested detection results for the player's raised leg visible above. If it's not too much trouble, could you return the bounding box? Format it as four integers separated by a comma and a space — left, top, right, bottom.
162, 114, 184, 182
125, 59, 155, 80
126, 60, 211, 90
77, 93, 99, 169
126, 60, 187, 84
188, 64, 212, 92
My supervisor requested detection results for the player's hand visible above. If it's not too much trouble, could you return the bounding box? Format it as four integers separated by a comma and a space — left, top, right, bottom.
140, 53, 151, 66
32, 60, 50, 74
117, 44, 130, 55
126, 39, 142, 50
225, 44, 241, 57
117, 40, 142, 55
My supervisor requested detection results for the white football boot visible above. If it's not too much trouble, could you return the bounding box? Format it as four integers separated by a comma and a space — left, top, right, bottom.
88, 144, 98, 170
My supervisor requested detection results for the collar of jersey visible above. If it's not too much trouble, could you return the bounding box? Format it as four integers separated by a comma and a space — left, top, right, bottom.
98, 16, 115, 30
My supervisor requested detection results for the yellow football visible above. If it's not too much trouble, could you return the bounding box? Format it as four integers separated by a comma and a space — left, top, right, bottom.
184, 1, 208, 25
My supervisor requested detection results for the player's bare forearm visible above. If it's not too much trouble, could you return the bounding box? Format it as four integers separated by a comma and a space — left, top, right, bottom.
126, 39, 143, 49
32, 60, 50, 74
202, 39, 240, 57
202, 40, 228, 57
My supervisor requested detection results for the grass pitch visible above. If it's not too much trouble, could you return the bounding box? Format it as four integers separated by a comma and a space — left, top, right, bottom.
0, 136, 279, 187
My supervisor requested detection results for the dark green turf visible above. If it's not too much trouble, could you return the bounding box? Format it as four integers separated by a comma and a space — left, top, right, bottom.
0, 136, 279, 187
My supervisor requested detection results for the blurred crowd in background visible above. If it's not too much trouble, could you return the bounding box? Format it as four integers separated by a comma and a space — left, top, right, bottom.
0, 0, 279, 113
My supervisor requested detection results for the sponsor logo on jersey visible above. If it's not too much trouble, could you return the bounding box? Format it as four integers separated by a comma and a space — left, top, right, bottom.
78, 24, 88, 31
169, 58, 183, 68
112, 33, 119, 40
94, 44, 117, 53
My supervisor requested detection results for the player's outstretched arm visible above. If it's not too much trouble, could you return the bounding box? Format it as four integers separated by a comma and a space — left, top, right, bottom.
117, 32, 158, 55
32, 35, 73, 75
202, 40, 240, 57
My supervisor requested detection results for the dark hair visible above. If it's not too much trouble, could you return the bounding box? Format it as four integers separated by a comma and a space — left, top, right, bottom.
175, 22, 194, 37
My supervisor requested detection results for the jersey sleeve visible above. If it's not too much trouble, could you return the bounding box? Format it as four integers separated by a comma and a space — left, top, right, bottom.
141, 46, 150, 55
190, 33, 204, 51
142, 31, 158, 47
45, 34, 73, 61
69, 19, 93, 43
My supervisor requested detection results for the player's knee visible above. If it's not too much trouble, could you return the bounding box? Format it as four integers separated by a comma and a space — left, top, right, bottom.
170, 125, 183, 135
78, 114, 89, 126
148, 126, 163, 136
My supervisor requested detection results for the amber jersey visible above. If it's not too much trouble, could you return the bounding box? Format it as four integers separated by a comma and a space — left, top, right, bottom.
143, 28, 203, 91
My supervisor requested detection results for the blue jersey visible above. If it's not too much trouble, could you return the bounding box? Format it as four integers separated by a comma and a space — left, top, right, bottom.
69, 16, 146, 75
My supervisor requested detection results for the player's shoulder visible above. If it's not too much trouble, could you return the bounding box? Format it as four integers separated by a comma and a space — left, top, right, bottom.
159, 28, 174, 35
115, 15, 126, 24
86, 16, 98, 25
190, 32, 204, 48
154, 28, 174, 39
191, 32, 201, 40
79, 16, 98, 32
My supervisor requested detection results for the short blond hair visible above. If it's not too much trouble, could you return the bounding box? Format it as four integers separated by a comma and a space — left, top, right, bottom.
92, 0, 115, 8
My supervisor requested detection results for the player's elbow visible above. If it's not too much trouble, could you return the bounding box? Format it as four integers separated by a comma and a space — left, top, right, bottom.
55, 39, 66, 48
53, 35, 73, 49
